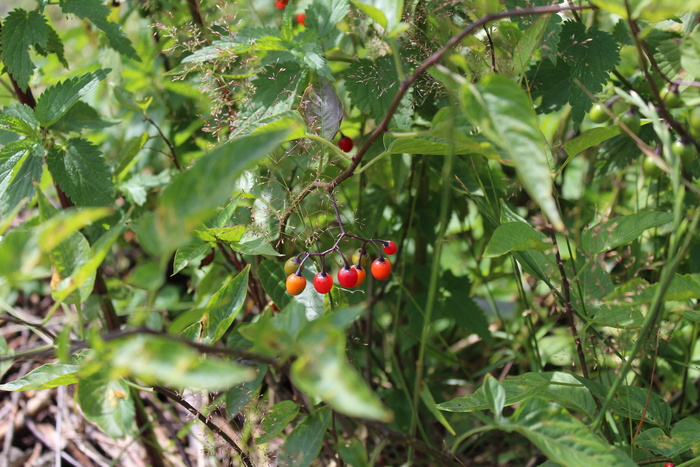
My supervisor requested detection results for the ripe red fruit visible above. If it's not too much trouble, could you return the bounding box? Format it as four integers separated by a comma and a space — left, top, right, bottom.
338, 135, 353, 152
371, 258, 391, 280
663, 463, 675, 467
383, 240, 397, 255
286, 273, 306, 295
351, 265, 366, 286
274, 0, 288, 9
337, 265, 359, 287
296, 13, 306, 25
313, 272, 333, 294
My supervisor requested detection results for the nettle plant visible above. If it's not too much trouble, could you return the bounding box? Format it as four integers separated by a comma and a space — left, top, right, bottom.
2, 0, 700, 465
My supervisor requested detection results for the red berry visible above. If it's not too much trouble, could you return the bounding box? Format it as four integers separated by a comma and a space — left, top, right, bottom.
274, 0, 288, 9
337, 265, 358, 288
351, 265, 366, 286
296, 13, 306, 25
663, 463, 675, 467
370, 258, 391, 280
383, 240, 397, 255
338, 135, 353, 152
313, 272, 333, 294
286, 273, 306, 295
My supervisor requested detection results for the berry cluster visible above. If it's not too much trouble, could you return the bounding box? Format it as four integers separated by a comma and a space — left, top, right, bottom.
284, 193, 397, 296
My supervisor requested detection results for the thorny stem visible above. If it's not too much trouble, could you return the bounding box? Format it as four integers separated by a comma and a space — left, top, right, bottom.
278, 3, 591, 243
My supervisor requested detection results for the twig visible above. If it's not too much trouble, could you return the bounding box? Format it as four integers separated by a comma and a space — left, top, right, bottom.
153, 386, 254, 467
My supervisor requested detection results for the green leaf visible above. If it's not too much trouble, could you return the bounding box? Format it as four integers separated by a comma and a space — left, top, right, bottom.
231, 236, 283, 256
37, 206, 113, 253
0, 142, 43, 215
636, 417, 700, 458
279, 406, 331, 467
681, 27, 700, 79
580, 380, 672, 429
306, 0, 349, 41
258, 259, 294, 311
35, 22, 68, 67
0, 227, 45, 284
590, 0, 700, 21
438, 372, 550, 412
606, 273, 700, 305
351, 0, 403, 33
77, 367, 135, 438
462, 76, 563, 230
257, 400, 300, 444
420, 385, 456, 435
202, 265, 251, 344
0, 114, 39, 139
441, 270, 492, 342
292, 325, 393, 421
483, 222, 551, 258
346, 56, 412, 130
35, 69, 110, 126
563, 125, 622, 157
508, 0, 561, 64
59, 0, 139, 60
580, 212, 673, 255
0, 361, 79, 391
50, 101, 115, 133
528, 57, 573, 113
506, 398, 637, 466
0, 8, 50, 91
156, 130, 291, 254
384, 135, 499, 158
173, 241, 210, 275
538, 372, 597, 419
46, 139, 115, 207
483, 374, 506, 421
108, 334, 256, 390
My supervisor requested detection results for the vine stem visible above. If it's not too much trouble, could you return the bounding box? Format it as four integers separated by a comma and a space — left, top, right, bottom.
278, 3, 592, 242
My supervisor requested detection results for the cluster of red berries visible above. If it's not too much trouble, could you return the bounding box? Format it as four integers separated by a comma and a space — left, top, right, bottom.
285, 240, 397, 295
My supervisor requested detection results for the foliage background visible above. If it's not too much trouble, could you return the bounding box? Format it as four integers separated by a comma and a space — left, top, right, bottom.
2, 0, 700, 466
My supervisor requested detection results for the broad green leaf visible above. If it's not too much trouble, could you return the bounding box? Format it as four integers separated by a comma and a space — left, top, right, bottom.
300, 79, 343, 139
636, 417, 700, 458
441, 270, 492, 342
231, 236, 282, 256
513, 15, 550, 74
202, 265, 251, 344
590, 0, 700, 21
462, 75, 563, 230
438, 372, 550, 412
681, 27, 700, 78
563, 125, 622, 157
173, 241, 210, 275
1, 144, 43, 216
508, 0, 561, 64
50, 101, 115, 133
0, 361, 79, 391
37, 206, 113, 253
258, 259, 293, 311
225, 362, 267, 417
384, 135, 498, 158
338, 439, 369, 467
114, 132, 149, 178
0, 115, 38, 139
35, 69, 110, 126
46, 139, 115, 207
0, 227, 46, 284
306, 0, 349, 41
59, 0, 139, 60
108, 334, 256, 390
292, 325, 392, 421
605, 273, 700, 305
0, 8, 50, 91
351, 0, 403, 34
558, 21, 620, 130
506, 398, 637, 466
279, 406, 331, 467
538, 372, 597, 419
580, 212, 673, 255
156, 130, 290, 254
483, 374, 506, 421
257, 401, 300, 444
77, 368, 135, 438
483, 222, 551, 258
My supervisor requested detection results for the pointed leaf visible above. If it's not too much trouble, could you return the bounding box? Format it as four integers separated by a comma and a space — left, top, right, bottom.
77, 368, 135, 438
0, 9, 50, 91
0, 361, 79, 391
483, 222, 551, 258
257, 401, 300, 444
439, 372, 550, 412
300, 79, 343, 139
202, 265, 251, 344
35, 69, 110, 126
581, 212, 673, 255
636, 417, 700, 458
279, 406, 331, 467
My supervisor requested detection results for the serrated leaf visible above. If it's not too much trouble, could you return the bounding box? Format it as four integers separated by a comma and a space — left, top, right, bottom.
0, 361, 79, 391
279, 406, 331, 467
1, 145, 43, 216
508, 0, 561, 64
483, 222, 551, 258
351, 0, 403, 33
559, 21, 620, 130
462, 75, 563, 230
46, 139, 115, 207
0, 8, 50, 91
513, 15, 550, 74
257, 401, 300, 444
506, 398, 637, 466
59, 0, 139, 60
581, 212, 673, 255
0, 114, 38, 138
77, 367, 135, 438
202, 265, 250, 344
346, 56, 411, 130
156, 130, 289, 254
114, 132, 149, 177
108, 334, 256, 390
681, 27, 700, 79
50, 101, 115, 133
306, 0, 349, 41
35, 69, 110, 126
527, 58, 572, 113
37, 22, 68, 67
300, 78, 342, 139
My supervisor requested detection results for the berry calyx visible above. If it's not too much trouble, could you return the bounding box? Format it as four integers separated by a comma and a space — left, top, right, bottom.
351, 265, 366, 286
371, 258, 391, 280
296, 13, 306, 25
383, 240, 397, 255
589, 103, 610, 124
284, 256, 302, 275
313, 272, 333, 294
338, 135, 354, 152
286, 273, 306, 295
337, 265, 359, 288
